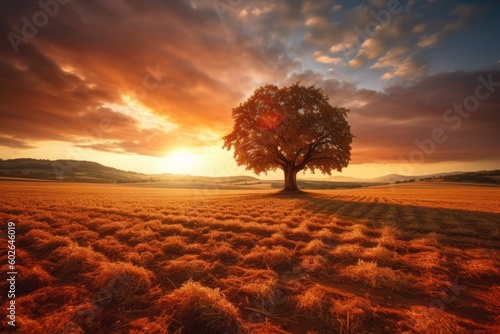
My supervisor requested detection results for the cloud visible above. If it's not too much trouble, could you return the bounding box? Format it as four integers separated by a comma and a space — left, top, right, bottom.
0, 136, 36, 150
321, 0, 493, 74
371, 47, 427, 81
305, 16, 329, 29
330, 42, 351, 53
371, 46, 410, 68
417, 20, 467, 47
331, 5, 342, 13
0, 0, 497, 167
285, 68, 500, 164
417, 33, 441, 48
0, 0, 299, 157
353, 68, 500, 163
412, 23, 427, 34
347, 37, 387, 70
452, 3, 486, 17
314, 52, 342, 65
417, 3, 487, 48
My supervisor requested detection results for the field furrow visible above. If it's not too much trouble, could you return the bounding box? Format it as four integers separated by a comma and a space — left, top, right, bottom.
0, 182, 499, 333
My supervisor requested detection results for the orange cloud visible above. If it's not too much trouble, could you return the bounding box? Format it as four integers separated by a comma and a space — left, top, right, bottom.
0, 0, 498, 167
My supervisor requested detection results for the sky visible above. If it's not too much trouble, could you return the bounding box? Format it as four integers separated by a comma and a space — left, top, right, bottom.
0, 0, 499, 180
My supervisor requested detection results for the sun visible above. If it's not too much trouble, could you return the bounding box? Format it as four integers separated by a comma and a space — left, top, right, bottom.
165, 151, 200, 175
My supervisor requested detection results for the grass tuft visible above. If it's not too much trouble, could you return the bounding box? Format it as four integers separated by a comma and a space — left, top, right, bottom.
17, 265, 54, 294
22, 229, 72, 256
403, 306, 468, 334
87, 262, 157, 309
244, 246, 294, 271
296, 284, 374, 333
158, 280, 243, 334
48, 244, 106, 279
129, 317, 170, 334
341, 260, 415, 292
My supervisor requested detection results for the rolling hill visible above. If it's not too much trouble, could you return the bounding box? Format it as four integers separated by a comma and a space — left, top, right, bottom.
0, 158, 258, 184
0, 158, 497, 186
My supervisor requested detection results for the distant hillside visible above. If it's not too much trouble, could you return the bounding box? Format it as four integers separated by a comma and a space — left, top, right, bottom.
368, 171, 463, 183
1, 158, 497, 186
0, 158, 146, 183
324, 171, 463, 183
441, 170, 500, 184
0, 159, 258, 184
371, 170, 500, 184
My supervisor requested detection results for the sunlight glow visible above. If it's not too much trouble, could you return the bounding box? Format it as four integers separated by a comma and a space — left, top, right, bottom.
164, 150, 201, 175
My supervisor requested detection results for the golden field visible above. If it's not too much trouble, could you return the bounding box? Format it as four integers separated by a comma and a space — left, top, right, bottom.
0, 181, 499, 333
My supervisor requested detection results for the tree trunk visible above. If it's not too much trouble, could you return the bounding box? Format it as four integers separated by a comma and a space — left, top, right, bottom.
283, 164, 299, 191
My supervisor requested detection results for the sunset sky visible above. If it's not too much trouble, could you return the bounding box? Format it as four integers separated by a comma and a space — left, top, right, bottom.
1, 0, 499, 179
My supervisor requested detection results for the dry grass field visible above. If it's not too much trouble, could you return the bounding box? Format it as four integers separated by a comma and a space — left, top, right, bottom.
0, 181, 499, 333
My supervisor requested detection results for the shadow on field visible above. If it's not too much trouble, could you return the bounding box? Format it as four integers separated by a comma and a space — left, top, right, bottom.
261, 191, 500, 250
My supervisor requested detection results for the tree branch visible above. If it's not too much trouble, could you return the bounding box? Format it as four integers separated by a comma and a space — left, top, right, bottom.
273, 158, 285, 166
272, 129, 287, 144
275, 148, 288, 164
295, 135, 330, 169
296, 141, 319, 169
294, 147, 303, 161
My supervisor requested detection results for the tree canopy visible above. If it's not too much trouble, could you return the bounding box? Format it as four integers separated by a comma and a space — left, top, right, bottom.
223, 82, 353, 191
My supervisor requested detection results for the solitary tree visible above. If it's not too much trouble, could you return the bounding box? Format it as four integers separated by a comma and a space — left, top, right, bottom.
223, 82, 353, 191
